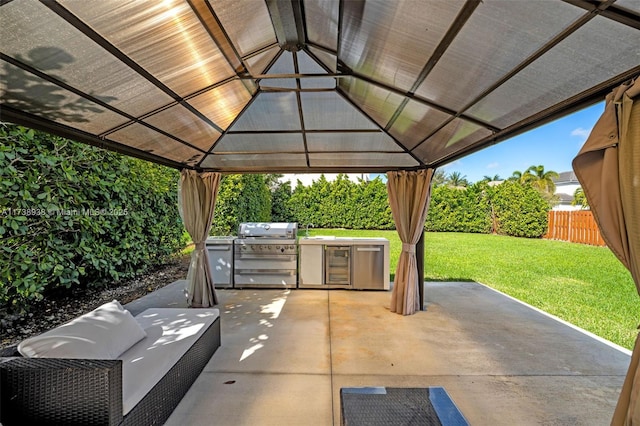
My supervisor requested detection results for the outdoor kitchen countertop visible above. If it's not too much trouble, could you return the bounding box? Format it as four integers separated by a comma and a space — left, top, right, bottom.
298, 237, 389, 245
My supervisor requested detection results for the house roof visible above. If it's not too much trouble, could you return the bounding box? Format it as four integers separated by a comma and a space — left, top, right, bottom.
1, 0, 639, 173
554, 171, 580, 185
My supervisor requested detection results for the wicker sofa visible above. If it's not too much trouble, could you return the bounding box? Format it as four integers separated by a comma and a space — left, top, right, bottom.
0, 304, 221, 426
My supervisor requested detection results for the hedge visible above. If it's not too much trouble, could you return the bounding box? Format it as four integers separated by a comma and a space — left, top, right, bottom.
287, 175, 394, 230
0, 124, 186, 310
491, 181, 549, 238
426, 181, 549, 238
210, 174, 271, 235
426, 183, 492, 233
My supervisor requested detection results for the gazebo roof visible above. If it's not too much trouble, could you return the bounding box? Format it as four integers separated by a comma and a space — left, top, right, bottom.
1, 0, 639, 173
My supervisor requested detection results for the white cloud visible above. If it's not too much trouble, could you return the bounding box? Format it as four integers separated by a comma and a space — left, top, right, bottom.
486, 162, 499, 169
571, 127, 591, 138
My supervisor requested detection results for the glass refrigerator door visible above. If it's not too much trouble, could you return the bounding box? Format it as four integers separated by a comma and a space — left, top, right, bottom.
325, 246, 351, 286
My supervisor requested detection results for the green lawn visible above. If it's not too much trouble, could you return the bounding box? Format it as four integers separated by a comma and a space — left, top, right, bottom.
307, 229, 639, 350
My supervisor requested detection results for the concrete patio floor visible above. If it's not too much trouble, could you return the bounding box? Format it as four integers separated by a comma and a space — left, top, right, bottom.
126, 281, 630, 425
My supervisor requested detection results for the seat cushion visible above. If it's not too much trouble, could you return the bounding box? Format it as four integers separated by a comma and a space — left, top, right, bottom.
17, 300, 147, 359
120, 308, 220, 414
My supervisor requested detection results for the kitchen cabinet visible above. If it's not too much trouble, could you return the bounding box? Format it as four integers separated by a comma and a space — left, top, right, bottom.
205, 236, 235, 288
352, 245, 385, 290
298, 237, 390, 290
299, 244, 323, 286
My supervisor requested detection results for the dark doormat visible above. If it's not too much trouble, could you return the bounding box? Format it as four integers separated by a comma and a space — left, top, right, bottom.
340, 387, 469, 426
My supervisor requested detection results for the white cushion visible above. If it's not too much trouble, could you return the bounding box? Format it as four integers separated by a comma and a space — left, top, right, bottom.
17, 300, 147, 359
120, 308, 219, 414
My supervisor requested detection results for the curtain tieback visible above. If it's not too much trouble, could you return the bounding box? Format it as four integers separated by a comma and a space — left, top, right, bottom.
194, 242, 205, 250
402, 243, 415, 254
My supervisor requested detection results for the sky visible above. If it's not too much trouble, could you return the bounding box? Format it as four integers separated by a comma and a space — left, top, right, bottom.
439, 102, 605, 183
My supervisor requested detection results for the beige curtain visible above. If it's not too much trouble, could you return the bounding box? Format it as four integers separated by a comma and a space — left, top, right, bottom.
179, 170, 222, 308
386, 169, 434, 315
572, 77, 639, 425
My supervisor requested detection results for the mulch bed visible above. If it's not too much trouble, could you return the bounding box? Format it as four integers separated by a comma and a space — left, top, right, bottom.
1, 254, 190, 351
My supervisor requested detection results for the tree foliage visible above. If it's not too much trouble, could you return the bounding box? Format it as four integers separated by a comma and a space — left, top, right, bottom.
426, 180, 549, 238
445, 171, 469, 188
287, 174, 393, 229
0, 124, 186, 310
270, 177, 294, 222
210, 174, 272, 235
491, 181, 550, 238
572, 187, 589, 209
426, 183, 492, 233
350, 178, 395, 230
525, 164, 559, 194
482, 174, 501, 182
431, 170, 447, 187
282, 173, 549, 236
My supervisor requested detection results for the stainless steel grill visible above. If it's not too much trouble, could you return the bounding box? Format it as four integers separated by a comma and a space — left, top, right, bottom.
233, 223, 298, 289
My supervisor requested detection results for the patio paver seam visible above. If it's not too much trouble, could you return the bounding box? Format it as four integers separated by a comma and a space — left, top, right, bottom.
202, 370, 331, 377
327, 290, 336, 426
330, 372, 627, 378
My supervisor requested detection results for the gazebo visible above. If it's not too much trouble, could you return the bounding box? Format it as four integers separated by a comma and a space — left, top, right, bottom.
1, 0, 639, 422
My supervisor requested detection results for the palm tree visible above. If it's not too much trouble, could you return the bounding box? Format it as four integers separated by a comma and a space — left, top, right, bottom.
431, 170, 447, 187
572, 187, 589, 209
446, 171, 469, 188
509, 170, 526, 183
482, 174, 501, 183
524, 165, 559, 194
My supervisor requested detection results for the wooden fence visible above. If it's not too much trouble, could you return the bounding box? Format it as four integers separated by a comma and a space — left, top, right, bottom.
544, 210, 606, 246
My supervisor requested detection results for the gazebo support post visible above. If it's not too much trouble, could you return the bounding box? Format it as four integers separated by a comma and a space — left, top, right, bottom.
417, 231, 425, 311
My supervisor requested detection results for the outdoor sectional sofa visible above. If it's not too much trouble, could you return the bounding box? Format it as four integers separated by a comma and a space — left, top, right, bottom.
0, 301, 221, 425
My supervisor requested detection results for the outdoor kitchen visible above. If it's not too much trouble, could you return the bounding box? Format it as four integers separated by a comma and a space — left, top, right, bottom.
206, 222, 390, 290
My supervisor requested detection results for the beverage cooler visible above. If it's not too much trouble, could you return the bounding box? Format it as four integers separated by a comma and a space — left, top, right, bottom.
324, 245, 351, 287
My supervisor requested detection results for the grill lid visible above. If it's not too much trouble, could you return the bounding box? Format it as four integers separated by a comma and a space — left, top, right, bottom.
238, 222, 298, 239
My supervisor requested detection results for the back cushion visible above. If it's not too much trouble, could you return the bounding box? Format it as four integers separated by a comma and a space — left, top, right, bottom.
18, 300, 147, 359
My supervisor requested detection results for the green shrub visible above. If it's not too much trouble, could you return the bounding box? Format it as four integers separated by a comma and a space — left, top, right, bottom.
224, 173, 548, 239
425, 180, 548, 238
270, 178, 294, 222
0, 124, 185, 310
349, 178, 394, 230
426, 183, 492, 233
491, 181, 549, 238
287, 175, 393, 229
287, 179, 319, 226
210, 174, 271, 235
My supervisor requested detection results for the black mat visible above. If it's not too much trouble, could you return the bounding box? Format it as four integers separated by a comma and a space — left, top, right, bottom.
341, 387, 468, 426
